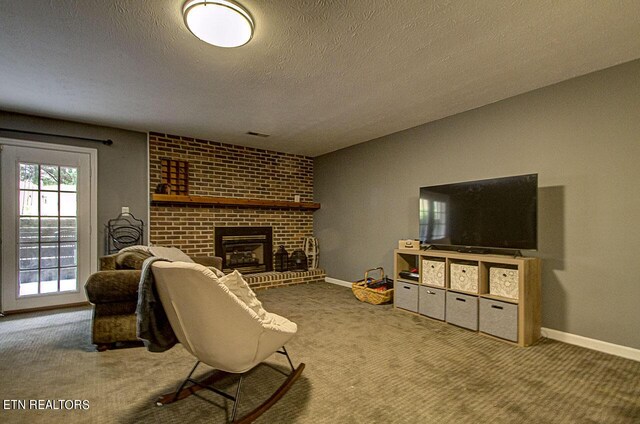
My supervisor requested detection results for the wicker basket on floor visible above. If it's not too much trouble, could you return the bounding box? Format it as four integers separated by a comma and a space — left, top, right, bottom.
352, 267, 394, 305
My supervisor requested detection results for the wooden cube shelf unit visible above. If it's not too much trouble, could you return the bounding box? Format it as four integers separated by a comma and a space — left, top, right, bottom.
394, 248, 541, 347
161, 158, 189, 195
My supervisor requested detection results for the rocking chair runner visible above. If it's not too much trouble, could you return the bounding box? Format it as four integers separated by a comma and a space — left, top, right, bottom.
151, 262, 305, 423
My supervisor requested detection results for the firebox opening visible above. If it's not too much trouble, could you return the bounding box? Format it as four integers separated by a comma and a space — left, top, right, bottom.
214, 226, 273, 274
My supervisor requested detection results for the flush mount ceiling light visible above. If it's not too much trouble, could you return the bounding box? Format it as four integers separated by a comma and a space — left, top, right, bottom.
183, 0, 254, 48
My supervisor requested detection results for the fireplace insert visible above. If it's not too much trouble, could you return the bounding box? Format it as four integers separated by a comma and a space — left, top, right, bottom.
215, 226, 273, 274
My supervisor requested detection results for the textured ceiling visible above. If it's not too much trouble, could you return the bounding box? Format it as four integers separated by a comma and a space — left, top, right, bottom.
1, 1, 639, 156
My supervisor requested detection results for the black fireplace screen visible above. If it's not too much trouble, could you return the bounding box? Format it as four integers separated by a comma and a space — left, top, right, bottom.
214, 227, 273, 274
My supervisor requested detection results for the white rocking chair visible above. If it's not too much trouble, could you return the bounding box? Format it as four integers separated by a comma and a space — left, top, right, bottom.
151, 261, 304, 423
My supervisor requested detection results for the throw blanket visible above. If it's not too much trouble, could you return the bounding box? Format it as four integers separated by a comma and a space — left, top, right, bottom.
136, 257, 178, 352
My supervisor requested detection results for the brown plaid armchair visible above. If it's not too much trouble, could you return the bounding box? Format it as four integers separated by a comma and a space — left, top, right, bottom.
84, 249, 221, 351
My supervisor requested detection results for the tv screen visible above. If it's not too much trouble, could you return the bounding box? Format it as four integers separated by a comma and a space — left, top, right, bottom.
419, 174, 538, 250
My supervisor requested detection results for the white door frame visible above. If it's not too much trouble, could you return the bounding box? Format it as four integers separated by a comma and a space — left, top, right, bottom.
1, 137, 98, 312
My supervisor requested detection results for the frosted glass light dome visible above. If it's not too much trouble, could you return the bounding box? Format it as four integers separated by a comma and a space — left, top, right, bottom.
183, 0, 254, 48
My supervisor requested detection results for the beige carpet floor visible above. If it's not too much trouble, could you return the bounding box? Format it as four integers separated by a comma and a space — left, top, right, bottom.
1, 282, 639, 423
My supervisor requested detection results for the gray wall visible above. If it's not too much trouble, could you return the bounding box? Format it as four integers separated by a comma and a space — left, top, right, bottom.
314, 59, 640, 349
0, 111, 149, 257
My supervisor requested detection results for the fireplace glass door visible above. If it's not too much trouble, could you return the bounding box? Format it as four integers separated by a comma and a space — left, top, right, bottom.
215, 227, 273, 274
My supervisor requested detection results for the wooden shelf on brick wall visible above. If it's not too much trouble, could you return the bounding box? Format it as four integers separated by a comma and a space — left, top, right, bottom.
151, 194, 321, 210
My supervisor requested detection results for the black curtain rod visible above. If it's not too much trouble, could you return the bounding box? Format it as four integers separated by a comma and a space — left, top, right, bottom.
0, 127, 113, 146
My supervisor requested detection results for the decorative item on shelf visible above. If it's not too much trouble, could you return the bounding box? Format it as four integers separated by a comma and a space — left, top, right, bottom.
288, 249, 308, 271
160, 158, 189, 195
155, 183, 171, 194
422, 259, 445, 287
450, 262, 479, 293
303, 237, 319, 269
398, 239, 420, 250
274, 245, 289, 272
489, 267, 519, 299
105, 213, 144, 254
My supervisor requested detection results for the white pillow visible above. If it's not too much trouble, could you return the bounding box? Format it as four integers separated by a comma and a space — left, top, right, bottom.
220, 270, 268, 321
263, 312, 297, 333
149, 246, 194, 263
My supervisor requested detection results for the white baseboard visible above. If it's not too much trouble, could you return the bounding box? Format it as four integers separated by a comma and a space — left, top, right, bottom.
541, 327, 639, 362
324, 277, 352, 288
325, 277, 639, 362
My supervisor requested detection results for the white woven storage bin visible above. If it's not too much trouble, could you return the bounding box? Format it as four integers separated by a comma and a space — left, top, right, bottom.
489, 267, 519, 300
450, 263, 479, 293
421, 259, 445, 287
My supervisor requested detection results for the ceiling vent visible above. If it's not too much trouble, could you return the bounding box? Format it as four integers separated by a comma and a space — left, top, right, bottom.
246, 131, 270, 138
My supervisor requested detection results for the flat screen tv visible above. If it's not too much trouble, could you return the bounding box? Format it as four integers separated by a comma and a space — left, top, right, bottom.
419, 174, 537, 251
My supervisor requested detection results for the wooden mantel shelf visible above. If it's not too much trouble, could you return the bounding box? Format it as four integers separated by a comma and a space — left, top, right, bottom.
151, 194, 321, 210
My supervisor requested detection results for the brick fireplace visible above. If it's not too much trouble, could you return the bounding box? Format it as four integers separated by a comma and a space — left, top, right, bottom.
148, 132, 324, 288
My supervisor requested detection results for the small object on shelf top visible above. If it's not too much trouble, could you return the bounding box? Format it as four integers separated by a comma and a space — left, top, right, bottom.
398, 239, 420, 250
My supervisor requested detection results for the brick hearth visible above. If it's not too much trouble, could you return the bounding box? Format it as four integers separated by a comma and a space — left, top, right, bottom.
245, 269, 326, 290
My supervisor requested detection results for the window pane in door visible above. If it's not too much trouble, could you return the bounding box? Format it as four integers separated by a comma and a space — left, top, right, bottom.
40, 217, 59, 242
20, 163, 39, 189
40, 192, 58, 216
40, 243, 59, 268
60, 192, 77, 216
60, 268, 77, 292
19, 191, 39, 216
60, 218, 77, 241
19, 244, 38, 270
40, 268, 59, 293
19, 270, 39, 296
19, 217, 38, 243
40, 165, 59, 190
60, 167, 77, 191
60, 243, 77, 267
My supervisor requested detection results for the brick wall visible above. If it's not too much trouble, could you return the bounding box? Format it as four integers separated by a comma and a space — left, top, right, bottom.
149, 133, 313, 201
149, 132, 315, 262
